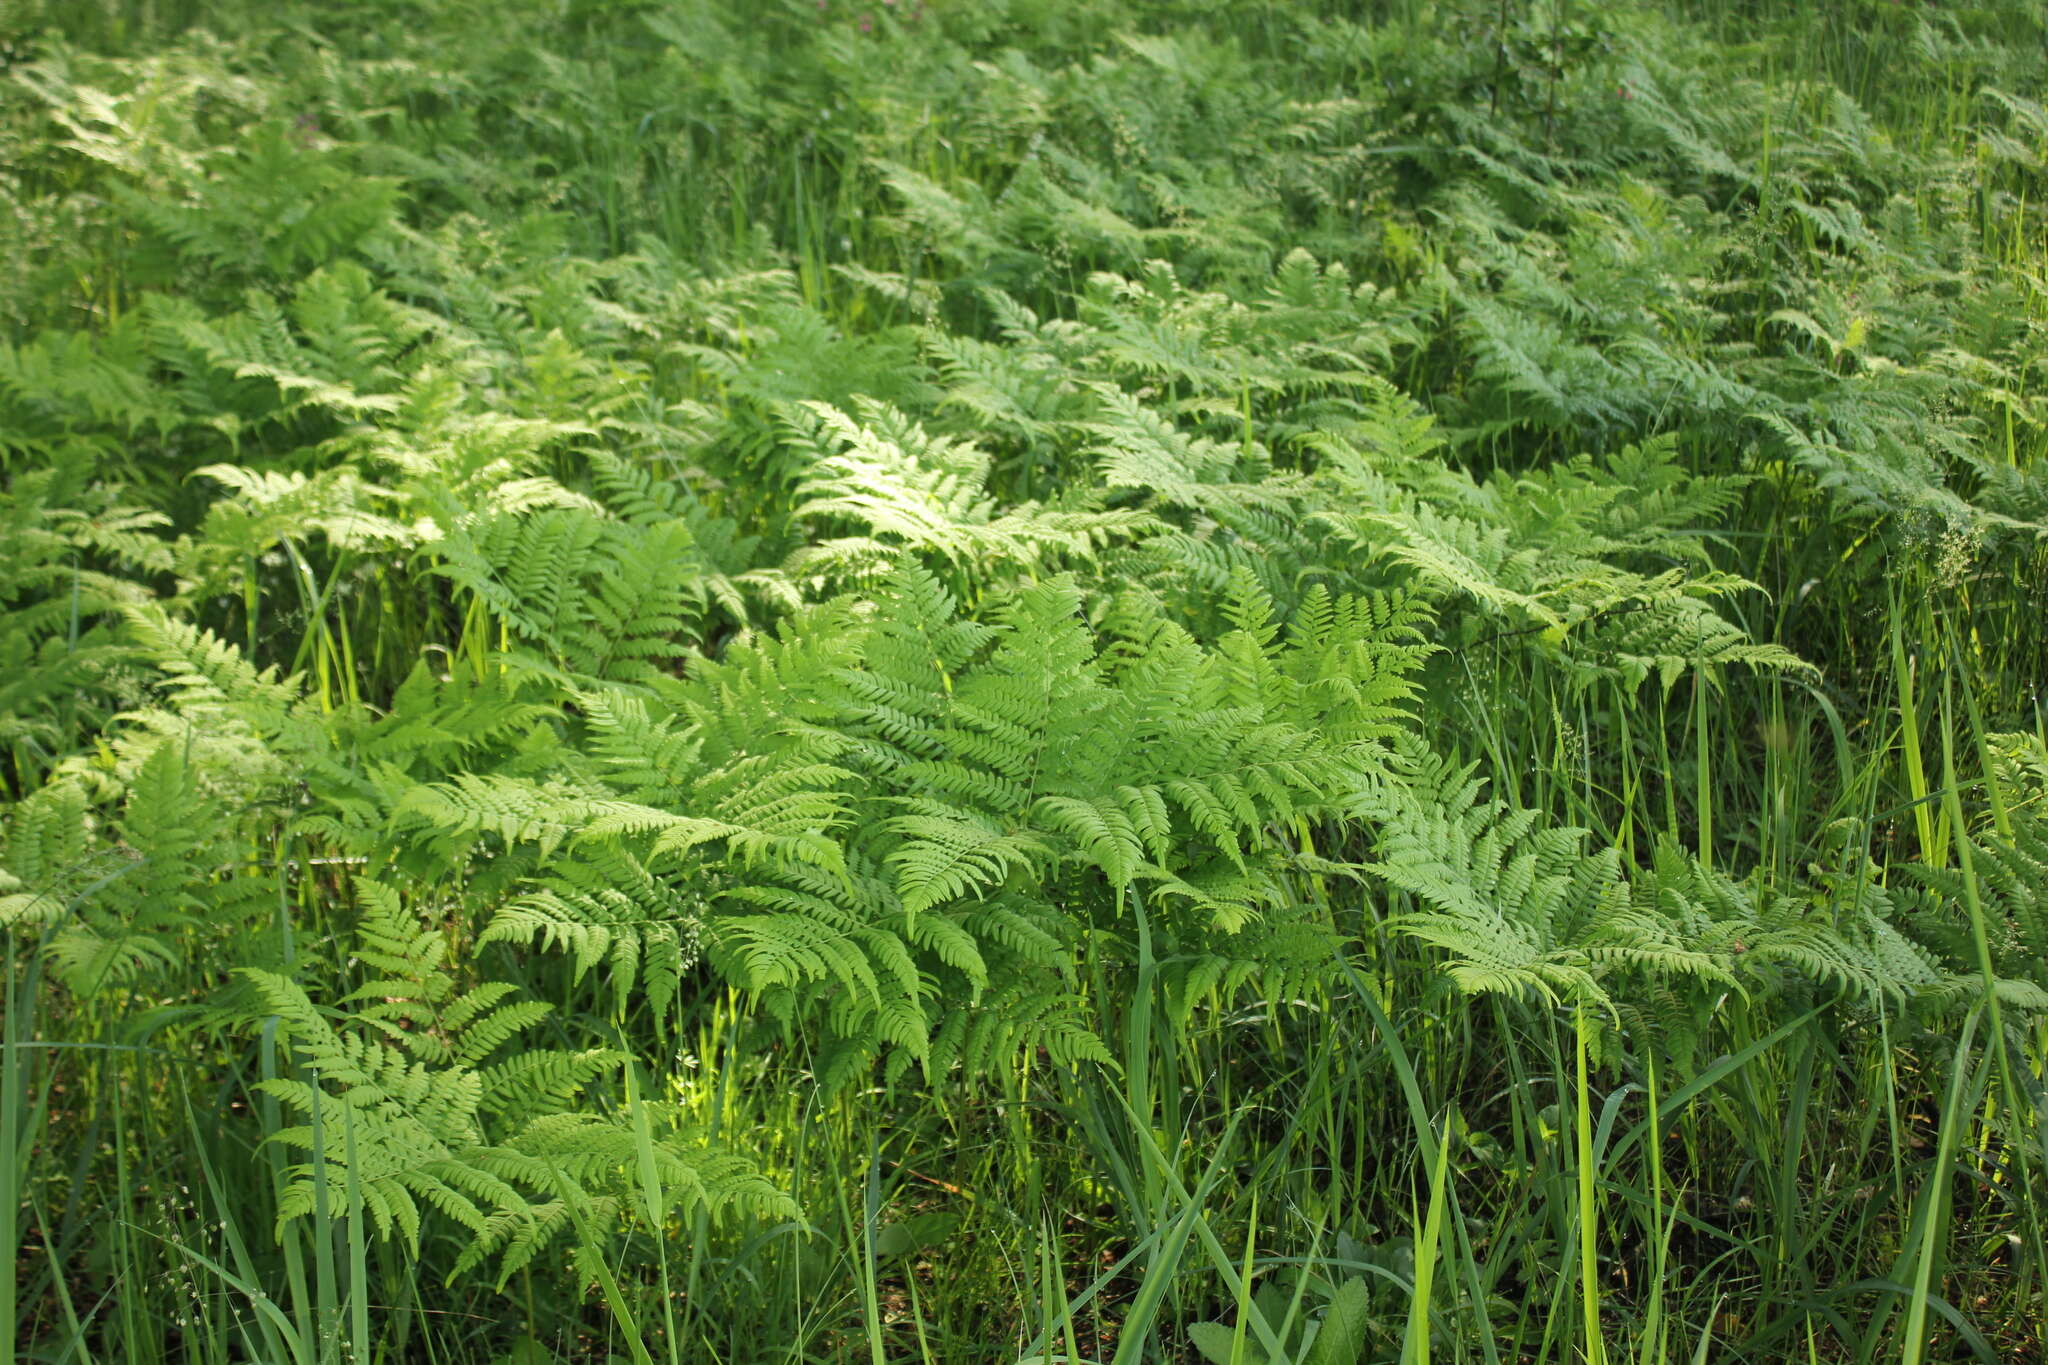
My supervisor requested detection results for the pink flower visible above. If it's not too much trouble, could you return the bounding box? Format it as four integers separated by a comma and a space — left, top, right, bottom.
859, 13, 872, 30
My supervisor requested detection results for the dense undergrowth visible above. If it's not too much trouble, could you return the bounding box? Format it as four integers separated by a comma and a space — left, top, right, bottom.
3, 0, 2046, 1360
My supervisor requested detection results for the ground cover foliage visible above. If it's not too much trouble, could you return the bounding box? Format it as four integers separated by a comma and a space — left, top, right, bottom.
2, 0, 2046, 1359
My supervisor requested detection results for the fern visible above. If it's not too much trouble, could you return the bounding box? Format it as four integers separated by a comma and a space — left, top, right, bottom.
0, 467, 161, 792
1363, 745, 1909, 1050
782, 397, 1148, 590
8, 0, 2048, 1336
239, 878, 791, 1279
1902, 808, 2048, 1013
6, 742, 273, 996
429, 499, 706, 683
1313, 387, 1811, 688
480, 844, 705, 1030
373, 558, 1430, 1084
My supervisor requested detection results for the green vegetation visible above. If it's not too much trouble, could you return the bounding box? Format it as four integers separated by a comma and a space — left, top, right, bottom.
3, 0, 2045, 1359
